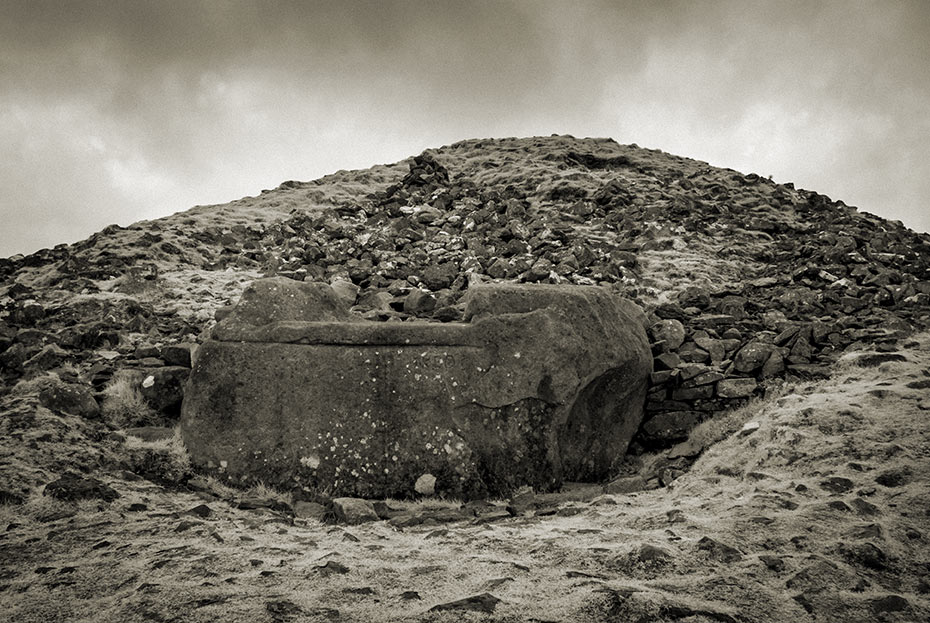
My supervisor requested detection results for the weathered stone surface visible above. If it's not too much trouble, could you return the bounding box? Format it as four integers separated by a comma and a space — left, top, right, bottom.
216, 278, 359, 333
429, 593, 501, 614
651, 319, 686, 350
23, 344, 69, 373
603, 475, 646, 494
641, 411, 699, 444
697, 536, 743, 562
414, 473, 436, 495
161, 343, 193, 368
402, 288, 436, 315
293, 501, 328, 521
329, 279, 360, 306
36, 377, 100, 418
733, 342, 774, 373
332, 497, 379, 524
181, 278, 651, 499
716, 378, 758, 398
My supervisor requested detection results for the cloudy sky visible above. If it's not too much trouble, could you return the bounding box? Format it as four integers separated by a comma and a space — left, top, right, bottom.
2, 0, 928, 257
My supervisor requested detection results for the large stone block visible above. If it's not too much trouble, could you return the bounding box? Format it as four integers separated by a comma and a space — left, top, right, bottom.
180, 278, 651, 499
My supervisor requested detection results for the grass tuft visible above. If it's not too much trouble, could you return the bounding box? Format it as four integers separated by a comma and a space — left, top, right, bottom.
101, 371, 157, 429
0, 492, 102, 526
243, 481, 294, 507
686, 384, 787, 450
124, 426, 191, 485
10, 373, 56, 396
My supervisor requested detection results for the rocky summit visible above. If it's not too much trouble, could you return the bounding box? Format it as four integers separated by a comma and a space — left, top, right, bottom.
1, 135, 929, 622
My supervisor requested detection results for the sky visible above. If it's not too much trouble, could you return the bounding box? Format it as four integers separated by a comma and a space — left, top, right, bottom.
1, 0, 928, 257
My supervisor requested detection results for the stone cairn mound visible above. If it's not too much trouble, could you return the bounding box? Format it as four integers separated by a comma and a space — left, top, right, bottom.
1, 135, 928, 499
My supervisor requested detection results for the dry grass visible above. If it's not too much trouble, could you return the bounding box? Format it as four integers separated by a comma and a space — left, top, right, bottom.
9, 373, 55, 396
101, 370, 158, 429
200, 474, 240, 499
637, 244, 764, 305
687, 383, 788, 450
156, 266, 263, 325
242, 481, 294, 507
10, 370, 84, 397
0, 491, 103, 526
124, 426, 192, 485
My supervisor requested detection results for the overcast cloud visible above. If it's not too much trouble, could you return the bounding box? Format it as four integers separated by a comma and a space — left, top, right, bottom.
1, 0, 928, 257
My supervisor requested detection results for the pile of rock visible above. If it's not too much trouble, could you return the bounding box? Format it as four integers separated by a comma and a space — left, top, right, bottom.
2, 135, 929, 496
636, 273, 926, 450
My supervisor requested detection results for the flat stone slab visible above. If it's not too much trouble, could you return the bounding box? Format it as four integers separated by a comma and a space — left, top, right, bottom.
180, 278, 651, 499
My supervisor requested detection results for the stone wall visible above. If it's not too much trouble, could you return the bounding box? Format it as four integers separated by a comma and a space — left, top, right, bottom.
634, 276, 926, 453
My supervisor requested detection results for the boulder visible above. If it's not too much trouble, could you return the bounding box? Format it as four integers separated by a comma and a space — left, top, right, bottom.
36, 377, 100, 418
760, 350, 786, 378
293, 501, 328, 521
22, 344, 69, 374
716, 378, 758, 398
733, 342, 774, 373
651, 319, 686, 350
507, 487, 538, 518
414, 473, 437, 496
676, 286, 711, 309
332, 497, 380, 524
694, 337, 726, 363
604, 475, 646, 494
9, 302, 45, 326
429, 593, 501, 614
641, 411, 699, 445
420, 262, 458, 290
329, 279, 360, 306
181, 278, 651, 499
402, 288, 436, 315
216, 278, 359, 332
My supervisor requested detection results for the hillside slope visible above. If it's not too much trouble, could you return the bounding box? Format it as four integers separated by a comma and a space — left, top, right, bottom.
1, 135, 929, 621
1, 336, 927, 622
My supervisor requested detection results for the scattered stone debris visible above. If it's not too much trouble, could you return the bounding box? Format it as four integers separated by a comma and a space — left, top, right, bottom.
697, 536, 744, 563
315, 560, 350, 576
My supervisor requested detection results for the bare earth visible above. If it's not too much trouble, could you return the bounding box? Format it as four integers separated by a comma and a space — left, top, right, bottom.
2, 335, 928, 622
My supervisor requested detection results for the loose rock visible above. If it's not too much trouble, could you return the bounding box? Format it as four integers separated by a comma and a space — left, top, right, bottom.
45, 472, 119, 502
428, 593, 501, 614
332, 498, 379, 524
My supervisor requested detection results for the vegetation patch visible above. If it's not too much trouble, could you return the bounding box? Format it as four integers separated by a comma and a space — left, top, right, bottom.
101, 371, 158, 429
